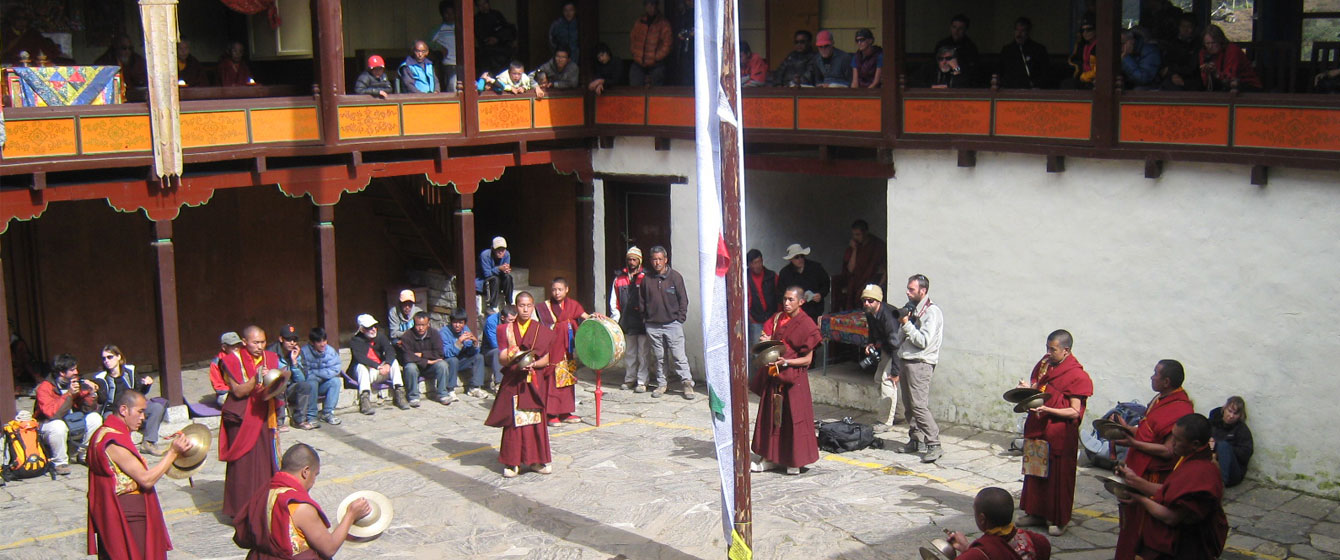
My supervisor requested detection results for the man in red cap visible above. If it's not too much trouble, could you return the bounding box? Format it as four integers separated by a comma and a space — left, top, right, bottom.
354, 55, 394, 98
810, 30, 853, 87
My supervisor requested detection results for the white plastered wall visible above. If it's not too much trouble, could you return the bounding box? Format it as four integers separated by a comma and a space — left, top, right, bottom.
889, 150, 1340, 497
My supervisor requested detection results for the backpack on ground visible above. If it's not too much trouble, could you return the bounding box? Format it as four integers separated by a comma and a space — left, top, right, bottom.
816, 418, 882, 453
2, 419, 55, 481
1081, 400, 1148, 470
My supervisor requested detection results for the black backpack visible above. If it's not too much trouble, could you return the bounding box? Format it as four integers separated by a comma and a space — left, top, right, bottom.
815, 418, 882, 453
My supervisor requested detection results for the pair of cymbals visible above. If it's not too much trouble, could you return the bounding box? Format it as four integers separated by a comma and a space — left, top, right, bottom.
751, 340, 785, 370
1093, 418, 1132, 441
1095, 473, 1145, 500
1002, 387, 1046, 413
505, 349, 538, 369
919, 537, 958, 560
337, 490, 394, 539
166, 423, 212, 479
259, 368, 287, 400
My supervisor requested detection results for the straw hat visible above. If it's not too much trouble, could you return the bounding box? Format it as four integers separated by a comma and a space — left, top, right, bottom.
338, 490, 394, 539
782, 244, 811, 260
166, 423, 212, 480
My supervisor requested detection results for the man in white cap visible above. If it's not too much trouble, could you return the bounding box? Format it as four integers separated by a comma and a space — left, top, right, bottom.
346, 314, 408, 414
610, 246, 651, 391
477, 236, 514, 312
777, 243, 830, 321
861, 284, 903, 433
387, 289, 423, 342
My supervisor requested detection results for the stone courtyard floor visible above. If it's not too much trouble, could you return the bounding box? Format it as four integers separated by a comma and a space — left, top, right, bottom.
1, 367, 1336, 559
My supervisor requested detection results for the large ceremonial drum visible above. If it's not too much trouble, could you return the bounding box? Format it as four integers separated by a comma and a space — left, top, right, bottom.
575, 316, 625, 370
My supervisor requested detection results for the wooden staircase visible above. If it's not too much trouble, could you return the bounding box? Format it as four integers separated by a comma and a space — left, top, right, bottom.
363, 176, 457, 276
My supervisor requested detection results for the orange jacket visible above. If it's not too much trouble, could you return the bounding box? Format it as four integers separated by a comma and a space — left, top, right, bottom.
630, 15, 672, 67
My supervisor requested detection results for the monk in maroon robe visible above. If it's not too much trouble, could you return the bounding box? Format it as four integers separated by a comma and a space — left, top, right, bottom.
1017, 330, 1093, 535
485, 291, 556, 477
220, 326, 285, 520
1117, 413, 1228, 560
88, 390, 192, 560
949, 487, 1052, 560
833, 220, 886, 311
1111, 359, 1195, 560
536, 278, 589, 425
750, 286, 822, 474
234, 443, 371, 560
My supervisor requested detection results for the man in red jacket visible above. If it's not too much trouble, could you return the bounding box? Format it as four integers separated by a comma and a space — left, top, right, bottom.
35, 353, 102, 475
629, 0, 672, 86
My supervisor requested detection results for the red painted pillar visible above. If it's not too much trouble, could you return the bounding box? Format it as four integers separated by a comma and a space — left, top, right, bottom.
0, 235, 15, 422
151, 220, 184, 406
454, 192, 479, 333
314, 205, 340, 347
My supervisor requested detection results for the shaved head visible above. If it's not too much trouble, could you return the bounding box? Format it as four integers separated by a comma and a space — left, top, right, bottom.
242, 325, 263, 339
1047, 329, 1073, 350
1175, 413, 1211, 445
113, 389, 145, 414
281, 443, 321, 474
975, 487, 1015, 528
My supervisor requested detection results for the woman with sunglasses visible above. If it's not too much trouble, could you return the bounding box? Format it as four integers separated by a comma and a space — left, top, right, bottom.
92, 345, 169, 456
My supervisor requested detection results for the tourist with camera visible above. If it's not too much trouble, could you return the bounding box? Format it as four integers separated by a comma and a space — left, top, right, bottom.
861, 285, 903, 434
893, 274, 944, 463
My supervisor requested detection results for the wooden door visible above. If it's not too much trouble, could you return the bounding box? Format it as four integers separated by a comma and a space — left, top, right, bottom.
767, 0, 820, 69
604, 181, 671, 276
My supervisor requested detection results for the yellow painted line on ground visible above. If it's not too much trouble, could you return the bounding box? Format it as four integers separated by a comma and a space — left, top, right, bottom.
1071, 507, 1119, 524
630, 418, 711, 433
821, 453, 986, 493
1070, 508, 1281, 560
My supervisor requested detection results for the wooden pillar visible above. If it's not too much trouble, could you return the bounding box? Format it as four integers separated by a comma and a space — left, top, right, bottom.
0, 236, 15, 422
459, 0, 480, 137
454, 193, 479, 333
151, 220, 183, 406
576, 180, 595, 307
578, 0, 597, 84
884, 0, 904, 141
314, 205, 340, 347
1092, 0, 1120, 147
313, 0, 345, 145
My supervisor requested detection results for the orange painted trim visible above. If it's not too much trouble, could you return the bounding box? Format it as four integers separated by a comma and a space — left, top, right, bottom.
994, 100, 1091, 140
796, 97, 880, 132
0, 117, 77, 158
743, 97, 794, 129
181, 111, 249, 148
401, 102, 463, 135
478, 98, 533, 131
1233, 106, 1340, 152
595, 94, 646, 125
80, 115, 152, 154
337, 104, 402, 139
903, 99, 991, 135
533, 96, 585, 128
250, 107, 321, 143
1119, 104, 1229, 146
647, 96, 695, 127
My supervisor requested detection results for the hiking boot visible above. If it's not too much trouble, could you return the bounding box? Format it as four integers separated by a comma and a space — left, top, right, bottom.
466, 388, 488, 398
634, 384, 647, 393
898, 439, 927, 454
359, 391, 375, 415
651, 386, 666, 398
921, 444, 943, 463
620, 382, 631, 390
138, 441, 166, 456
438, 392, 458, 405
871, 423, 892, 434
392, 387, 410, 410
54, 464, 72, 476
320, 413, 342, 426
683, 384, 697, 400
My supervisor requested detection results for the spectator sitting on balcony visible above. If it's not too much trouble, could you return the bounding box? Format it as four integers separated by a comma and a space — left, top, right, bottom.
741, 41, 768, 87
549, 1, 580, 64
94, 34, 148, 89
177, 40, 209, 87
934, 14, 980, 77
354, 55, 393, 99
809, 30, 852, 87
475, 0, 518, 77
479, 61, 544, 97
217, 41, 256, 87
535, 46, 579, 89
913, 46, 977, 88
1120, 27, 1161, 89
998, 17, 1050, 89
1161, 15, 1203, 91
534, 70, 552, 89
1199, 24, 1261, 92
630, 0, 673, 86
850, 28, 883, 89
589, 42, 624, 95
1064, 15, 1097, 89
2, 6, 73, 65
399, 41, 440, 94
772, 30, 817, 87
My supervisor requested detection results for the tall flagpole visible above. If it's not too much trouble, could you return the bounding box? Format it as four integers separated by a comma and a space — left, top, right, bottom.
719, 0, 752, 552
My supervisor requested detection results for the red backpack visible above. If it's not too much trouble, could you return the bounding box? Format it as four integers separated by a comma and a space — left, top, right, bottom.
2, 419, 55, 481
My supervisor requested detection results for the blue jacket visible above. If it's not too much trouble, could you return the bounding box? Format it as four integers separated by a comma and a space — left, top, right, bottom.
441, 324, 479, 359
301, 344, 342, 382
1120, 38, 1162, 88
475, 248, 511, 291
398, 56, 439, 93
548, 17, 579, 61
483, 312, 502, 350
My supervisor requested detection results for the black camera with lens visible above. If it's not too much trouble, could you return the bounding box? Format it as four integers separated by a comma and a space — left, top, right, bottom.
859, 347, 881, 370
892, 300, 918, 320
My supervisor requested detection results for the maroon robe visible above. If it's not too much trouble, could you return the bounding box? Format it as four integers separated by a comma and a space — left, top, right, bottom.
87, 415, 171, 560
537, 298, 585, 417
834, 235, 886, 311
957, 529, 1051, 560
232, 471, 327, 560
1116, 388, 1195, 560
484, 319, 555, 466
750, 311, 822, 468
1141, 450, 1228, 560
1020, 354, 1093, 528
219, 350, 281, 520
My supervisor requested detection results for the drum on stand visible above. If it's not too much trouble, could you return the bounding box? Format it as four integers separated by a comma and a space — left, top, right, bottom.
575, 316, 625, 426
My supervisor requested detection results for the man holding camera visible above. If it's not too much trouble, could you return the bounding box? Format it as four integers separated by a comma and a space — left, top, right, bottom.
861, 285, 903, 434
893, 274, 944, 463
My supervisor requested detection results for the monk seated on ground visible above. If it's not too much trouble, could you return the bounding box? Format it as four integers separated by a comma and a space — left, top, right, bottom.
947, 487, 1052, 560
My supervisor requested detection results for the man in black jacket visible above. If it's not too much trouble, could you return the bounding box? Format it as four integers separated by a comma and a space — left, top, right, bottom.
347, 314, 407, 414
641, 246, 694, 399
998, 17, 1051, 89
399, 312, 448, 407
778, 243, 829, 320
862, 285, 903, 433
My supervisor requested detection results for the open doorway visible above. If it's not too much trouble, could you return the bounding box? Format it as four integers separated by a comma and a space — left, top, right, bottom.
603, 180, 672, 278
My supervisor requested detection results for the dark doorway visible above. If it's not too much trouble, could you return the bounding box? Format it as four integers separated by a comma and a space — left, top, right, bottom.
603, 180, 671, 277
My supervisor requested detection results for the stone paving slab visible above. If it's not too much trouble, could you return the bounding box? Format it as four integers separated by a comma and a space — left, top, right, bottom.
1, 364, 1336, 559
